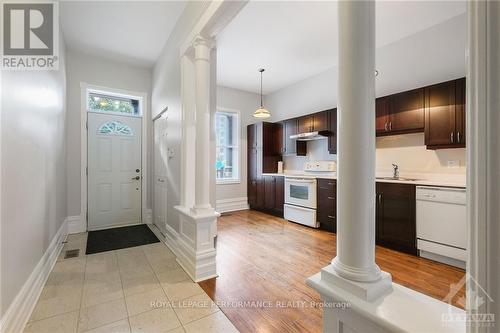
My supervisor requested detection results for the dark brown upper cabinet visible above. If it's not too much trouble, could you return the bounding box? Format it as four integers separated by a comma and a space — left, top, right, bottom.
425, 78, 466, 149
298, 115, 313, 133
390, 88, 425, 133
298, 111, 329, 133
376, 97, 391, 135
376, 88, 425, 136
312, 111, 329, 132
328, 108, 337, 154
247, 122, 282, 177
281, 118, 307, 156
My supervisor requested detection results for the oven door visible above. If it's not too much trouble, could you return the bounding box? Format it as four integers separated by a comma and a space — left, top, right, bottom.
285, 178, 317, 209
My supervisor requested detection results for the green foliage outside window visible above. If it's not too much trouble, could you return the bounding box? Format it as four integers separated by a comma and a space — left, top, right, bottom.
88, 93, 138, 115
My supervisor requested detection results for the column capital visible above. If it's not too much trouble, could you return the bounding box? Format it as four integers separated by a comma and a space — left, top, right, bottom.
192, 35, 215, 61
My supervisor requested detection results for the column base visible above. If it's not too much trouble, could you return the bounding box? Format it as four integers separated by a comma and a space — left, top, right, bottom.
321, 264, 392, 301
174, 205, 220, 282
331, 256, 383, 283
190, 204, 216, 216
306, 265, 465, 333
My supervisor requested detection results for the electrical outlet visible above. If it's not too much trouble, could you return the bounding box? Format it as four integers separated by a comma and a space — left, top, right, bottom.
447, 160, 460, 168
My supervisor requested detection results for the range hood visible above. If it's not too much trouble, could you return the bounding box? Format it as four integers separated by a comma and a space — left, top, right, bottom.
290, 130, 330, 141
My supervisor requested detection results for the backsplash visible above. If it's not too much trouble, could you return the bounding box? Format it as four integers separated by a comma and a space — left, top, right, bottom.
284, 139, 335, 171
283, 132, 466, 175
376, 133, 466, 175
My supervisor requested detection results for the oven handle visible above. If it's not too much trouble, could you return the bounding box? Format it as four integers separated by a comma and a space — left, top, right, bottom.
285, 178, 316, 183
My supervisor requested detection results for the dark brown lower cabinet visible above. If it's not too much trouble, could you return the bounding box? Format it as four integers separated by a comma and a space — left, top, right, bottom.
376, 182, 417, 255
317, 179, 336, 232
251, 175, 284, 217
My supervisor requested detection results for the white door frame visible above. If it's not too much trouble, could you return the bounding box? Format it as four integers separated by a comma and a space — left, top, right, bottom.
80, 82, 149, 231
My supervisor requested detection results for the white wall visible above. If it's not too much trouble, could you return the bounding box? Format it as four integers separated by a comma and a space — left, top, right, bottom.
151, 1, 210, 233
216, 86, 260, 201
0, 39, 67, 316
266, 14, 466, 176
65, 50, 152, 217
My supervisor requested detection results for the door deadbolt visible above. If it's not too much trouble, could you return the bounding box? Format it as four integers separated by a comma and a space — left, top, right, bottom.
136, 169, 140, 173
132, 176, 140, 180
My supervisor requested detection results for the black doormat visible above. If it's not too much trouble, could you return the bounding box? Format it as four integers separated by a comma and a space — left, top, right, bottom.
86, 224, 160, 255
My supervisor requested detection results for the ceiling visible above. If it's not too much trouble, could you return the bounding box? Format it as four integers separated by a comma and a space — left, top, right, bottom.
60, 1, 186, 68
217, 1, 466, 94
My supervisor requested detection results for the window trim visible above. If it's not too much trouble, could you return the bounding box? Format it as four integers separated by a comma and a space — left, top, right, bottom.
215, 107, 241, 185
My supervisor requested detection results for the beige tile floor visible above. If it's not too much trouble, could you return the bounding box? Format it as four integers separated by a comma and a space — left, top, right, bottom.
24, 232, 239, 333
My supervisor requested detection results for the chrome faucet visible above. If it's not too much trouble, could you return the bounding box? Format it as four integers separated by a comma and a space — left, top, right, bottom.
392, 163, 399, 179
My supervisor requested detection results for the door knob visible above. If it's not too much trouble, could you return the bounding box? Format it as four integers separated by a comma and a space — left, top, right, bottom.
132, 176, 140, 180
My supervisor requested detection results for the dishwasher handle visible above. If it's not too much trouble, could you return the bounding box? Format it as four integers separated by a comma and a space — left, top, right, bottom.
416, 186, 466, 205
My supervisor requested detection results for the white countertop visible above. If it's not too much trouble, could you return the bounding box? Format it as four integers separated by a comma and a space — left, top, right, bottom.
261, 171, 466, 188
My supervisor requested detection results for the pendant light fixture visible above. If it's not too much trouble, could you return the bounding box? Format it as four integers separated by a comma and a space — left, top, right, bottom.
253, 68, 271, 118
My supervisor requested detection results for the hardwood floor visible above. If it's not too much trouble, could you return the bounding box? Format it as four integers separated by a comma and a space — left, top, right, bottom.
199, 209, 465, 333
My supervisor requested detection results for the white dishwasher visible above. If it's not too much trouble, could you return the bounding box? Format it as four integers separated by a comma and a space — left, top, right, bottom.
416, 186, 466, 268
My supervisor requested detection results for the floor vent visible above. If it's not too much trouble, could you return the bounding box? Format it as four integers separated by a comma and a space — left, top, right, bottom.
64, 249, 80, 259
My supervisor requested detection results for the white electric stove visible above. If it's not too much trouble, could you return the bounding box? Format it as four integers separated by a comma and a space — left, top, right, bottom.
284, 161, 336, 228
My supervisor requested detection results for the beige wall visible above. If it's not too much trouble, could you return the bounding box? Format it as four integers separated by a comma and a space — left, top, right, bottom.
1, 38, 67, 316
216, 86, 260, 201
65, 51, 152, 217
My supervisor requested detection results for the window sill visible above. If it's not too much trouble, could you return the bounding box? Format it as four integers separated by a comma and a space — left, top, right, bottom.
216, 179, 241, 185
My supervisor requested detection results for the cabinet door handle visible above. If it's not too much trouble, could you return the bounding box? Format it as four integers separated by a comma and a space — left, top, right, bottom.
384, 122, 388, 131
328, 215, 335, 219
389, 122, 392, 131
450, 132, 454, 143
457, 132, 461, 143
378, 193, 383, 206
327, 196, 335, 200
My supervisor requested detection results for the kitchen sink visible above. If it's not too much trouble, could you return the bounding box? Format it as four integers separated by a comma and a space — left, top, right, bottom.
376, 177, 420, 182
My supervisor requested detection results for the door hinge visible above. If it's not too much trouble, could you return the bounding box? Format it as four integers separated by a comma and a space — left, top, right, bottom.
86, 167, 88, 175
85, 121, 88, 129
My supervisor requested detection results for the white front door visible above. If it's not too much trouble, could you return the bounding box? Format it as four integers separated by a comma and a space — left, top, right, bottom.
153, 115, 168, 236
88, 112, 142, 230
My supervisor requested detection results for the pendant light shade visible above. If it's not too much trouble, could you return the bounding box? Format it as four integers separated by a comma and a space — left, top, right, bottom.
253, 68, 271, 118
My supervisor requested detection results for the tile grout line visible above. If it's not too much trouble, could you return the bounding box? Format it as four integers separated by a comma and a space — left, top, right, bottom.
143, 244, 185, 330
144, 244, 223, 328
75, 247, 88, 333
181, 308, 222, 329
112, 250, 132, 333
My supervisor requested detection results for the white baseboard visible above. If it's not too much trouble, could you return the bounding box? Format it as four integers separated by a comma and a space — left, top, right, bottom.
216, 197, 249, 213
163, 223, 180, 257
67, 215, 86, 234
0, 219, 68, 333
147, 222, 179, 258
144, 209, 152, 224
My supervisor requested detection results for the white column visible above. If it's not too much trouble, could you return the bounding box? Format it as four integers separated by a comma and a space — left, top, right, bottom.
192, 36, 214, 214
331, 0, 381, 282
180, 55, 196, 209
467, 1, 499, 329
175, 36, 219, 282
